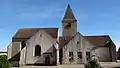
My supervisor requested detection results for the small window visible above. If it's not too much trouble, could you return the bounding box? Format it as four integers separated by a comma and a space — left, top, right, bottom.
67, 23, 71, 27
64, 22, 71, 29
39, 34, 42, 37
21, 41, 26, 49
64, 39, 67, 45
77, 41, 80, 48
69, 52, 74, 62
77, 52, 82, 59
86, 52, 90, 60
35, 45, 41, 56
69, 52, 73, 57
77, 41, 79, 44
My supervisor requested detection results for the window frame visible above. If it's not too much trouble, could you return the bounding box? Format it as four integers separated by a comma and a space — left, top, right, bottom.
77, 52, 82, 59
86, 52, 91, 60
34, 45, 41, 56
69, 52, 74, 62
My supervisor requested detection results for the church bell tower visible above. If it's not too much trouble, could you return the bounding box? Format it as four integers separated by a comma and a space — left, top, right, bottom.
62, 4, 77, 37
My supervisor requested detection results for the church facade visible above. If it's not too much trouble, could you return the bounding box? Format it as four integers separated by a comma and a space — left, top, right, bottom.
7, 5, 116, 67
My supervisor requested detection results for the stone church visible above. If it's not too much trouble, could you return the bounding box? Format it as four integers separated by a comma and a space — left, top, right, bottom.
7, 5, 116, 67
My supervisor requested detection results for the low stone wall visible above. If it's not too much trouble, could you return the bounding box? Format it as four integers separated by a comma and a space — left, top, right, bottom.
10, 61, 19, 67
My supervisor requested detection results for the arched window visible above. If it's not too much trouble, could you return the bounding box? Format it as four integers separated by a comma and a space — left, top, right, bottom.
35, 45, 41, 56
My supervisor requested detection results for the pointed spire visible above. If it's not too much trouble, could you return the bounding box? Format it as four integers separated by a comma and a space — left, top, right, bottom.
62, 4, 76, 22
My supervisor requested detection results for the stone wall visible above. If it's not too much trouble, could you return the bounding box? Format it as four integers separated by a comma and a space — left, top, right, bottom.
8, 42, 21, 60
8, 43, 12, 59
62, 22, 77, 37
25, 30, 57, 65
110, 44, 117, 62
62, 33, 94, 64
91, 47, 111, 62
19, 47, 26, 66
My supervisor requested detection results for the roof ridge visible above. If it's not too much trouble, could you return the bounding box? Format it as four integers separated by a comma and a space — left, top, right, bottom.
19, 28, 58, 29
84, 35, 109, 37
13, 28, 58, 39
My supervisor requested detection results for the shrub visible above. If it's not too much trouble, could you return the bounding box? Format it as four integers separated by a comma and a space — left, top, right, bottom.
0, 55, 10, 68
85, 57, 101, 68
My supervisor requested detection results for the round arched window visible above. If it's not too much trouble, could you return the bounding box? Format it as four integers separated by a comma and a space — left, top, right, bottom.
35, 45, 41, 56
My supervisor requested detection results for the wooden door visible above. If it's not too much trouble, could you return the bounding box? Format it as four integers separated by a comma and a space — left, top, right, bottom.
45, 56, 50, 65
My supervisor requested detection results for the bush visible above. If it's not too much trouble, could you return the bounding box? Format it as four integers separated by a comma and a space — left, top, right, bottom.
85, 57, 101, 68
0, 55, 10, 68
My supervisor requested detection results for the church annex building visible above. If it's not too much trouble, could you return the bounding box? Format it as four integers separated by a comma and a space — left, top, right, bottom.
7, 5, 117, 67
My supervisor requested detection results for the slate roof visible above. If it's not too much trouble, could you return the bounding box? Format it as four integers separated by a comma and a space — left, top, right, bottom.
59, 35, 114, 49
62, 4, 76, 22
13, 28, 58, 39
84, 35, 112, 46
59, 36, 74, 49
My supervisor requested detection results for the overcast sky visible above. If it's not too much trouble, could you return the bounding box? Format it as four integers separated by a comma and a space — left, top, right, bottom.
0, 0, 120, 51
